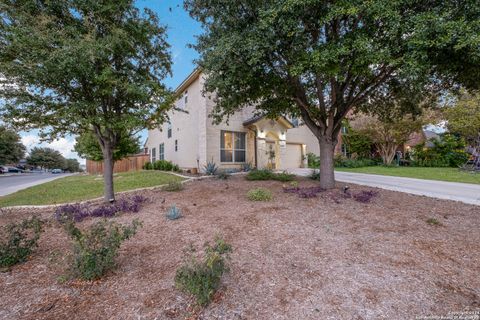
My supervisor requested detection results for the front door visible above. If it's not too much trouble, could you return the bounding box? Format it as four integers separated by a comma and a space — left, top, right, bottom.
265, 141, 276, 169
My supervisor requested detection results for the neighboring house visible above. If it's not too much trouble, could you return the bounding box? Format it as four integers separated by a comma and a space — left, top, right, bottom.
405, 129, 441, 151
146, 69, 344, 172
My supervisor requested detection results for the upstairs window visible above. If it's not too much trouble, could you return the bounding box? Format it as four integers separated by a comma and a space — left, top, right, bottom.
159, 143, 165, 160
184, 90, 188, 105
175, 140, 178, 152
167, 122, 172, 138
291, 117, 299, 128
220, 131, 246, 163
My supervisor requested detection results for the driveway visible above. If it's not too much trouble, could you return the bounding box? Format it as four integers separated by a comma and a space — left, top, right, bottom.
287, 168, 480, 206
0, 173, 73, 197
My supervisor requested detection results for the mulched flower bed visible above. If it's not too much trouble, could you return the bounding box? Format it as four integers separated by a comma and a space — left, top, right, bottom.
0, 176, 479, 319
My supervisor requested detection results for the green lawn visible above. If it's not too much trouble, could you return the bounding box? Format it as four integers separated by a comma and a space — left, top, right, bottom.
335, 166, 480, 184
0, 171, 184, 207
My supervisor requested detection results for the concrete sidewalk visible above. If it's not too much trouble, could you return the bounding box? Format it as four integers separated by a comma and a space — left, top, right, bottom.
287, 168, 480, 206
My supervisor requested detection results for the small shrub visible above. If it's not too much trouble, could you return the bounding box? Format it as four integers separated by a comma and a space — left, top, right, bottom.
172, 164, 180, 172
204, 160, 218, 175
166, 205, 182, 220
162, 181, 184, 192
64, 219, 142, 280
426, 218, 441, 226
247, 188, 272, 201
272, 171, 295, 182
216, 171, 230, 180
245, 169, 273, 181
0, 216, 44, 268
309, 170, 320, 180
175, 236, 232, 306
55, 195, 147, 223
143, 162, 153, 170
153, 160, 176, 171
307, 152, 320, 168
352, 190, 378, 203
241, 162, 254, 172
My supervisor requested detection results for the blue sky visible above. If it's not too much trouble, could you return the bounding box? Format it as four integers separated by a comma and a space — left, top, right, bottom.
20, 0, 201, 164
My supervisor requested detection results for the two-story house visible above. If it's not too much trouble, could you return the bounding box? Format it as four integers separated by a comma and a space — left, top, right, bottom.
145, 69, 344, 172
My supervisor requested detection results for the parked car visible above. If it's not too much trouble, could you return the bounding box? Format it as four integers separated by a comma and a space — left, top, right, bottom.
51, 169, 63, 174
6, 166, 23, 173
0, 166, 7, 174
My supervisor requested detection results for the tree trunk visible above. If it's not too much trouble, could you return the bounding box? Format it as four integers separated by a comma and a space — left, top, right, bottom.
378, 143, 397, 165
101, 141, 115, 202
318, 136, 336, 189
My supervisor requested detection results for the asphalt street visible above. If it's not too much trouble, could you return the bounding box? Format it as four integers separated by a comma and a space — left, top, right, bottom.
0, 173, 73, 196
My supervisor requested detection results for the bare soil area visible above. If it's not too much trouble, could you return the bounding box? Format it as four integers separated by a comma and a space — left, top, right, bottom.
0, 176, 479, 320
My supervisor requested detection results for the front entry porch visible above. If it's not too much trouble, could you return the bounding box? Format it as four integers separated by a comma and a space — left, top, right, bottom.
243, 116, 307, 170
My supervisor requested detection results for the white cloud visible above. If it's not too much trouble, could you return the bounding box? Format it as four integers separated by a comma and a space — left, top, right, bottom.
21, 134, 40, 150
21, 133, 85, 164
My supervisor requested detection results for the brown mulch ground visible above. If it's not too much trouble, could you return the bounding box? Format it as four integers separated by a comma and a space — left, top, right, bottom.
0, 176, 479, 320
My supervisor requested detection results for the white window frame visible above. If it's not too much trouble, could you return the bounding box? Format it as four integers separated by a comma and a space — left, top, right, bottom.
159, 143, 165, 160
151, 147, 156, 162
167, 122, 172, 138
220, 130, 246, 163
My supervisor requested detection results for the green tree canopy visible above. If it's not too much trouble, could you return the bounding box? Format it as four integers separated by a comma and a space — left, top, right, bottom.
341, 121, 373, 159
185, 0, 480, 188
74, 131, 141, 162
27, 147, 65, 169
350, 114, 424, 165
444, 91, 480, 145
0, 0, 173, 201
0, 125, 25, 165
63, 158, 81, 172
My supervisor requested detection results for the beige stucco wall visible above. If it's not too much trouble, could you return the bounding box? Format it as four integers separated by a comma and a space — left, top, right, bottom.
286, 125, 320, 156
204, 95, 252, 170
146, 74, 207, 169
146, 70, 345, 171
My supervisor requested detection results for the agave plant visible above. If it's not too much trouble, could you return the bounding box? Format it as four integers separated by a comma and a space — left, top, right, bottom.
204, 159, 218, 175
166, 204, 182, 220
241, 162, 253, 172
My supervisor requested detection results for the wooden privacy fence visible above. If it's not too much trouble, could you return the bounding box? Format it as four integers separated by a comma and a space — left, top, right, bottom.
86, 154, 150, 174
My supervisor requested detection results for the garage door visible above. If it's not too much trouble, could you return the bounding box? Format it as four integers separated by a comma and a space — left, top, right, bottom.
281, 143, 302, 169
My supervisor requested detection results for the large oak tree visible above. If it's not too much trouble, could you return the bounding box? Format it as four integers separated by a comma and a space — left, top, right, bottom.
0, 0, 173, 201
185, 0, 480, 189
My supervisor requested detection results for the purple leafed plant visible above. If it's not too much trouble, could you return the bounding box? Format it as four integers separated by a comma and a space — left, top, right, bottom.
283, 186, 325, 198
352, 190, 378, 203
54, 203, 90, 222
55, 195, 147, 222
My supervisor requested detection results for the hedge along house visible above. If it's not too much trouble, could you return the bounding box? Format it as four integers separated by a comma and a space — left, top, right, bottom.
145, 69, 345, 172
